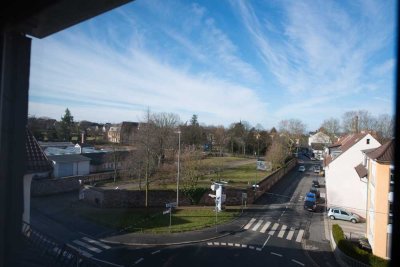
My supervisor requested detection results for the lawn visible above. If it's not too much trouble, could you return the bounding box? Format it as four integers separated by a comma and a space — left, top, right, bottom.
71, 204, 239, 233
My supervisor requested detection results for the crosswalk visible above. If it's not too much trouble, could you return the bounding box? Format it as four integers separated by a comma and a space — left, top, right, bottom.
67, 236, 111, 258
244, 218, 304, 243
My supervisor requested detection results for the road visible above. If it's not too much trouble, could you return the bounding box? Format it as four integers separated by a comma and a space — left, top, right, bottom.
30, 155, 339, 267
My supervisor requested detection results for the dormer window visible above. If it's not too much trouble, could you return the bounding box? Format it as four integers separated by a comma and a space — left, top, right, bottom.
366, 138, 370, 144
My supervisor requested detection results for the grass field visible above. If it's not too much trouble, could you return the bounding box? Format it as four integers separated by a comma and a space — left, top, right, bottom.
72, 204, 239, 233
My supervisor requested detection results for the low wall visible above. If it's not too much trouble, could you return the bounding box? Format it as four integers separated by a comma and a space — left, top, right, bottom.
83, 187, 191, 208
31, 176, 80, 197
201, 158, 297, 206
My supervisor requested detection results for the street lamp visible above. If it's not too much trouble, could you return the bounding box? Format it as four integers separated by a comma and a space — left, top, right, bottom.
175, 130, 181, 207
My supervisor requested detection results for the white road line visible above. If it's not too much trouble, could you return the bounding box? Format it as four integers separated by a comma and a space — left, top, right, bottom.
296, 229, 304, 243
82, 237, 111, 249
249, 246, 255, 250
268, 223, 279, 236
262, 235, 271, 249
271, 252, 282, 257
235, 243, 240, 247
256, 248, 262, 251
67, 244, 93, 258
221, 242, 226, 246
286, 227, 295, 240
260, 221, 271, 233
228, 243, 233, 246
134, 258, 144, 265
151, 250, 160, 255
244, 218, 256, 230
213, 242, 219, 246
291, 259, 305, 266
207, 242, 212, 245
241, 244, 247, 248
252, 220, 263, 231
73, 240, 102, 253
278, 225, 287, 238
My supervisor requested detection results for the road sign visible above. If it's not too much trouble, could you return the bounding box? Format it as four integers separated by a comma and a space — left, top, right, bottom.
242, 193, 247, 199
166, 202, 177, 208
163, 209, 171, 215
208, 194, 216, 198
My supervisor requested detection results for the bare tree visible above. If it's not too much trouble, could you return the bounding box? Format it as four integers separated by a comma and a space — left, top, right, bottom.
320, 117, 340, 140
278, 119, 306, 153
341, 110, 377, 134
265, 136, 288, 169
375, 114, 394, 143
213, 125, 228, 156
180, 149, 204, 198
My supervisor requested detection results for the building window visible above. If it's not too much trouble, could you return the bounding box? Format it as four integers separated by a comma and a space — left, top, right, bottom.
366, 138, 370, 144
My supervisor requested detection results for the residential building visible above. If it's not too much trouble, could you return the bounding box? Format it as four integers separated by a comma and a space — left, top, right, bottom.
356, 140, 394, 259
324, 132, 380, 218
107, 121, 139, 144
308, 131, 331, 160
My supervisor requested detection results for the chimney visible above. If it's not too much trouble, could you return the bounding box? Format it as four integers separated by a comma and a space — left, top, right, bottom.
354, 116, 359, 133
81, 132, 85, 144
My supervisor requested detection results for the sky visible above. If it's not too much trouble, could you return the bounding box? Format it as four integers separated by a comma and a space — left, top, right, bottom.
28, 0, 397, 130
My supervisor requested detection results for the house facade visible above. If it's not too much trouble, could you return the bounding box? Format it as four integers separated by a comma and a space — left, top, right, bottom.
324, 133, 380, 218
48, 154, 90, 178
107, 122, 139, 144
359, 140, 394, 259
308, 131, 331, 160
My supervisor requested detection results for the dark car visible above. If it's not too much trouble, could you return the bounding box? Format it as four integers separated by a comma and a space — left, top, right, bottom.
312, 179, 320, 188
304, 197, 317, 211
358, 237, 372, 252
310, 187, 320, 198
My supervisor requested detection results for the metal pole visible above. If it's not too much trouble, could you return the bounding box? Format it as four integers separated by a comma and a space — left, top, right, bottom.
215, 199, 218, 232
177, 131, 181, 207
169, 208, 172, 233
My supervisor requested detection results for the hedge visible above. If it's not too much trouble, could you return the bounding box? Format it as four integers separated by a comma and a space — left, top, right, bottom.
332, 224, 389, 267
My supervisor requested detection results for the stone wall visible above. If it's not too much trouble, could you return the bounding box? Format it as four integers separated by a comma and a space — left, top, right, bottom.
31, 176, 80, 197
83, 187, 191, 208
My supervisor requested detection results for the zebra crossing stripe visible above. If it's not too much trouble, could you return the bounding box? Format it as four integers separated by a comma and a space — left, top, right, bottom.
82, 237, 111, 249
260, 221, 271, 233
268, 223, 279, 235
252, 220, 263, 231
213, 242, 219, 246
296, 229, 304, 243
244, 218, 256, 230
73, 240, 102, 253
278, 225, 287, 238
286, 227, 295, 240
207, 242, 212, 245
67, 244, 93, 258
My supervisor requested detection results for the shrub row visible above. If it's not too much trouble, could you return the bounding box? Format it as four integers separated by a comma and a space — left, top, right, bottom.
332, 224, 389, 267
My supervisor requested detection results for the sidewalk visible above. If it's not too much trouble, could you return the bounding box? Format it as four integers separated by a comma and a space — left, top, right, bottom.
100, 213, 248, 246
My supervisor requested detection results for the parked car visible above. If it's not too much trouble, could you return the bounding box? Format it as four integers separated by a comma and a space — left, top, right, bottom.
306, 192, 316, 200
309, 187, 320, 198
298, 165, 305, 172
328, 208, 360, 223
312, 179, 320, 188
314, 165, 320, 173
357, 237, 372, 252
304, 197, 317, 211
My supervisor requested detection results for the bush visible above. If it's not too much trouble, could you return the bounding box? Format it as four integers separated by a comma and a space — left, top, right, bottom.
332, 224, 389, 267
182, 187, 209, 204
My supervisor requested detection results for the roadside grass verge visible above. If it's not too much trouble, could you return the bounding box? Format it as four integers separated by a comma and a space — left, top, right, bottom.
71, 204, 240, 233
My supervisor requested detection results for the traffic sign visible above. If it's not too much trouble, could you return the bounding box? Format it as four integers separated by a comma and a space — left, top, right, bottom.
208, 194, 216, 198
163, 209, 171, 215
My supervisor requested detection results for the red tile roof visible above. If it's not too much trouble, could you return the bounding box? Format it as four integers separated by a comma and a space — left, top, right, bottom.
354, 163, 368, 178
366, 139, 394, 164
26, 128, 53, 174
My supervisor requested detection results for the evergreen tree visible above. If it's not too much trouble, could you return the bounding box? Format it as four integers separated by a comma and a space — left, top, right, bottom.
58, 108, 75, 141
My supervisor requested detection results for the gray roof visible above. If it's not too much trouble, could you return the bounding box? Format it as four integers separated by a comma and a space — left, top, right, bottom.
48, 154, 91, 163
26, 129, 53, 174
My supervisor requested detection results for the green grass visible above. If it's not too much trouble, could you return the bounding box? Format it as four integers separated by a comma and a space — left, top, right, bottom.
72, 204, 239, 233
201, 156, 246, 167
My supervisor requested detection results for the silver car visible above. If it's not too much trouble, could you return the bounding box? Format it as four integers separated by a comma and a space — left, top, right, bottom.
328, 208, 360, 223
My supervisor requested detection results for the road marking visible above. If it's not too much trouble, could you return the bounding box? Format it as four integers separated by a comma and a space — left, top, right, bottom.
278, 225, 287, 238
82, 237, 111, 249
213, 242, 219, 246
286, 227, 295, 240
271, 252, 282, 257
268, 223, 279, 236
252, 220, 263, 231
235, 243, 240, 247
221, 242, 226, 246
296, 229, 304, 243
260, 221, 271, 233
228, 243, 233, 246
249, 246, 255, 250
73, 240, 102, 253
151, 250, 160, 255
291, 259, 305, 266
241, 244, 247, 248
67, 244, 93, 258
134, 258, 144, 265
256, 248, 262, 251
207, 242, 212, 245
262, 235, 271, 249
244, 218, 256, 230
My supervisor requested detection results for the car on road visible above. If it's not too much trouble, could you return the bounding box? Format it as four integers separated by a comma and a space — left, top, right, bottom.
306, 192, 316, 200
312, 179, 320, 188
314, 165, 321, 173
309, 187, 320, 198
298, 165, 305, 172
304, 197, 317, 211
327, 208, 360, 223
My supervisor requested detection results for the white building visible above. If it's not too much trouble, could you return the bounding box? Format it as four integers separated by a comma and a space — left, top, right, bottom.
324, 132, 380, 218
308, 131, 331, 146
48, 154, 90, 178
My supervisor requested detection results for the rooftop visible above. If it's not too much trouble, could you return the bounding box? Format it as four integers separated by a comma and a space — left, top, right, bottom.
366, 139, 394, 164
26, 129, 53, 174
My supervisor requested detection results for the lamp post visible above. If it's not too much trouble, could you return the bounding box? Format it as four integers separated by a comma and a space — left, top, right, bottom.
176, 130, 181, 207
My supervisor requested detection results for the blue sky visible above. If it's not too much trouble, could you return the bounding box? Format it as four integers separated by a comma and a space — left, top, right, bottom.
29, 0, 396, 130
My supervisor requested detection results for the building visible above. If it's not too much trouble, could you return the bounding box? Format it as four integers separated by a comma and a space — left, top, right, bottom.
355, 140, 394, 259
308, 131, 331, 160
48, 154, 90, 178
324, 132, 380, 218
107, 121, 139, 144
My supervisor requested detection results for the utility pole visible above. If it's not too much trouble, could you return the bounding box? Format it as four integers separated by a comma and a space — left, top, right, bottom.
176, 130, 181, 207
